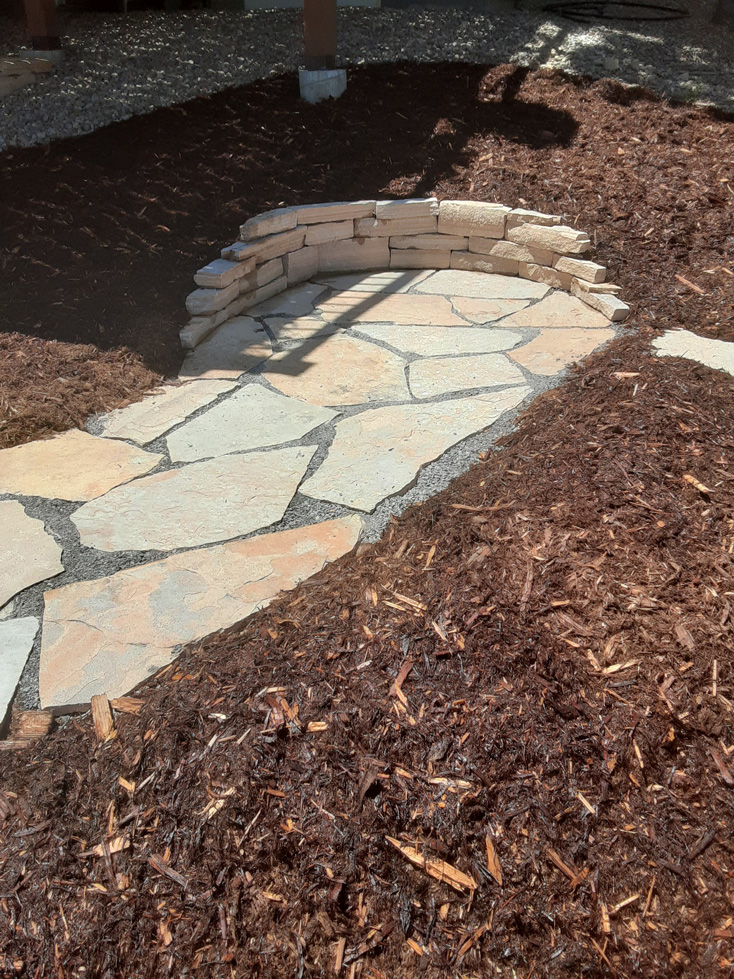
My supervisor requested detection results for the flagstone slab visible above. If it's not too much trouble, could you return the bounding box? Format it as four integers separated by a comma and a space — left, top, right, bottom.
314, 270, 431, 293
265, 316, 346, 342
652, 330, 734, 377
355, 324, 523, 358
96, 380, 236, 444
415, 270, 549, 300
301, 387, 531, 512
72, 446, 316, 553
316, 292, 467, 326
409, 354, 526, 399
1, 617, 39, 728
499, 292, 610, 329
0, 430, 163, 502
248, 282, 327, 319
179, 317, 272, 380
0, 502, 64, 607
451, 296, 532, 324
262, 335, 409, 407
167, 385, 337, 462
39, 516, 362, 707
509, 328, 615, 376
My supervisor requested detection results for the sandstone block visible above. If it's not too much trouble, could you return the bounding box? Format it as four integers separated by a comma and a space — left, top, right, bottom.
354, 216, 438, 237
255, 257, 284, 287
195, 257, 253, 289
506, 208, 562, 231
240, 207, 297, 240
248, 275, 287, 309
450, 252, 519, 276
304, 219, 354, 246
469, 237, 553, 267
253, 227, 306, 264
518, 263, 573, 290
319, 236, 389, 273
438, 200, 509, 239
571, 282, 630, 321
507, 223, 591, 256
374, 198, 439, 220
284, 245, 319, 285
390, 249, 451, 270
553, 255, 606, 283
296, 201, 375, 224
186, 280, 240, 316
181, 309, 230, 350
571, 278, 622, 295
221, 240, 261, 263
390, 234, 467, 251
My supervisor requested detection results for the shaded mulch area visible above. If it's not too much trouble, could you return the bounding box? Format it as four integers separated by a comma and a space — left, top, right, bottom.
2, 64, 734, 977
1, 62, 733, 447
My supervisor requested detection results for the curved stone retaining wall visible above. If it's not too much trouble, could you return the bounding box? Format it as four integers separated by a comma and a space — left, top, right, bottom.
183, 199, 629, 350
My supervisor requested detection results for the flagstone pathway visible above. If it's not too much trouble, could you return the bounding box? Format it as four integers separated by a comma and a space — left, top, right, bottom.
0, 269, 622, 722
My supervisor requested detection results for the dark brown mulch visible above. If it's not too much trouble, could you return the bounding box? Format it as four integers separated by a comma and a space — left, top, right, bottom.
1, 64, 734, 978
1, 62, 733, 447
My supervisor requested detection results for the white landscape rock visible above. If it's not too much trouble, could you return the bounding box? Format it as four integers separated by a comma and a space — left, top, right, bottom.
1, 617, 40, 728
95, 380, 236, 444
0, 430, 162, 502
301, 387, 531, 512
354, 324, 523, 357
179, 317, 272, 380
167, 385, 336, 462
415, 269, 548, 300
409, 354, 526, 398
0, 502, 64, 607
652, 330, 734, 377
71, 446, 316, 553
39, 517, 362, 708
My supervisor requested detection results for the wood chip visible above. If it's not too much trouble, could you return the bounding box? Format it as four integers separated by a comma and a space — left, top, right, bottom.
683, 473, 713, 495
485, 832, 503, 886
90, 694, 115, 742
386, 837, 477, 893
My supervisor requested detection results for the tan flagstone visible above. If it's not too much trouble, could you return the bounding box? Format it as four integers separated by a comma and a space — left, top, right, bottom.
409, 354, 526, 398
167, 385, 336, 462
317, 291, 466, 326
570, 283, 630, 322
499, 292, 611, 329
652, 329, 734, 377
284, 246, 319, 285
0, 430, 162, 502
301, 387, 530, 512
248, 282, 327, 319
265, 316, 345, 342
1, 617, 39, 727
354, 324, 522, 357
415, 270, 548, 300
389, 249, 451, 270
39, 516, 362, 707
313, 270, 431, 292
509, 328, 614, 376
96, 380, 236, 444
178, 317, 272, 380
304, 220, 353, 246
0, 502, 63, 607
72, 445, 316, 553
451, 296, 531, 324
318, 236, 389, 272
262, 335, 409, 407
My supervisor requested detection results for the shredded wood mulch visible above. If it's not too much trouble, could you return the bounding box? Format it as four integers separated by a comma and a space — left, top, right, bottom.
2, 64, 734, 978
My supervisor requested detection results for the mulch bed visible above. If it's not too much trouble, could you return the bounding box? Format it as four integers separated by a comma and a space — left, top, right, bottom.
1, 63, 734, 977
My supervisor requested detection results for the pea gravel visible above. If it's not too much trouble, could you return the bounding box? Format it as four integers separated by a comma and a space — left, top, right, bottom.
1, 0, 733, 153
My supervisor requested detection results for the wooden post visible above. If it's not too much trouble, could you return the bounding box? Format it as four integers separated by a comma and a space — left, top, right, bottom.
303, 0, 337, 71
23, 0, 61, 50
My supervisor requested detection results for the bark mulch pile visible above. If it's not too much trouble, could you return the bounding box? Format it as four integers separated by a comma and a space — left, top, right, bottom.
1, 64, 734, 978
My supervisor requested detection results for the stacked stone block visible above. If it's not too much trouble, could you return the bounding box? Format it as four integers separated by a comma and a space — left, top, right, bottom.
183, 199, 630, 350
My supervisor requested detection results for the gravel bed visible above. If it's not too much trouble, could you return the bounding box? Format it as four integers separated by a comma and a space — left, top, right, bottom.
1, 1, 733, 152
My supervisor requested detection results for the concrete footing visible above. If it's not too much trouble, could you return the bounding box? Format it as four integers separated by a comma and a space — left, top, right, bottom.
299, 68, 347, 103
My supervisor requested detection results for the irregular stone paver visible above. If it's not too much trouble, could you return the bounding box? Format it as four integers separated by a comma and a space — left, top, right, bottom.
167, 385, 336, 463
72, 446, 316, 553
317, 291, 467, 326
0, 502, 64, 608
315, 270, 431, 293
451, 296, 532, 324
510, 328, 615, 376
499, 292, 610, 329
39, 517, 361, 707
653, 330, 734, 377
248, 281, 326, 318
179, 317, 272, 380
96, 380, 236, 444
415, 270, 549, 300
1, 617, 39, 727
409, 354, 526, 399
265, 316, 345, 342
262, 335, 409, 406
0, 430, 162, 502
355, 324, 523, 357
301, 387, 531, 512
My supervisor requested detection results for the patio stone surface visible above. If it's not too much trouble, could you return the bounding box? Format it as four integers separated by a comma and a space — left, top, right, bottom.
179, 317, 272, 379
72, 446, 316, 552
409, 354, 526, 398
499, 292, 611, 329
265, 316, 345, 341
450, 297, 532, 323
248, 281, 327, 318
314, 270, 431, 293
509, 328, 615, 376
653, 329, 734, 377
355, 324, 522, 357
415, 270, 549, 300
1, 617, 40, 728
0, 502, 63, 608
0, 430, 162, 502
316, 291, 467, 326
39, 517, 362, 707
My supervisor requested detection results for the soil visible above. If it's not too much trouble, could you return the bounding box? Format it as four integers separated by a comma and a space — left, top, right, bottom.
1, 64, 734, 978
